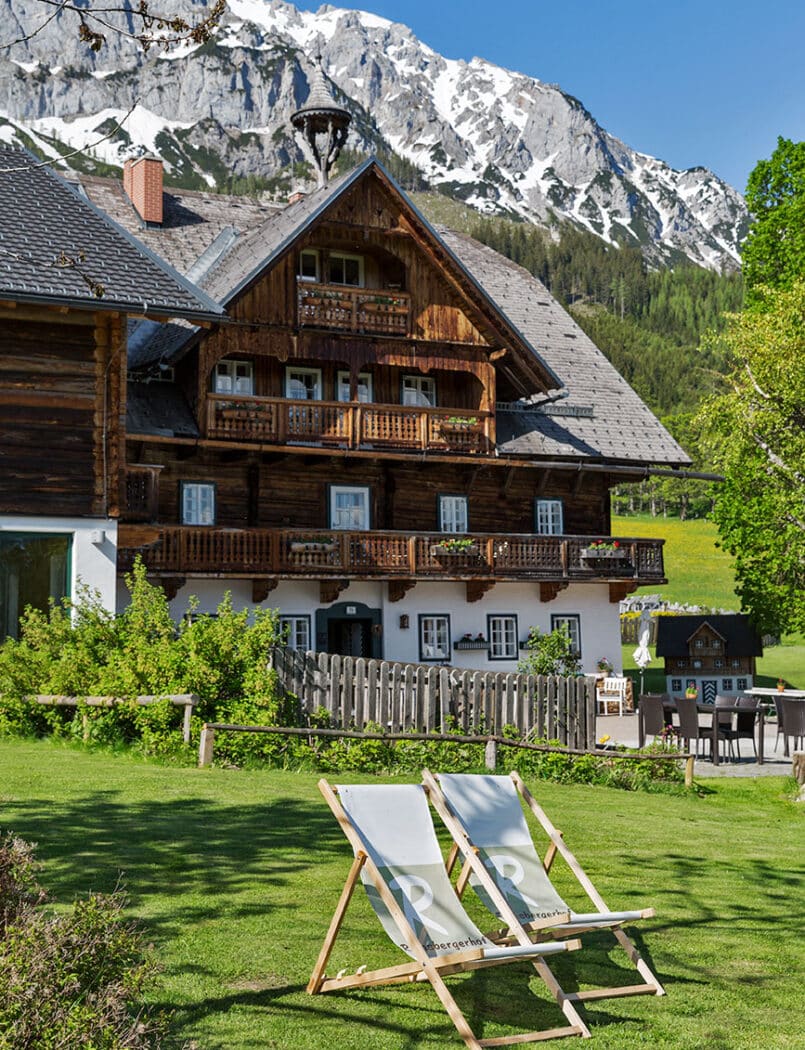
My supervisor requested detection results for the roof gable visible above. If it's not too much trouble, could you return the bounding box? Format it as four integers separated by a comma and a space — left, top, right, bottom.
203, 158, 562, 397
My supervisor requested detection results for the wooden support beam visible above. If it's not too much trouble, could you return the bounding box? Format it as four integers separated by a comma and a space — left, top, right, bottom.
388, 579, 415, 603
320, 579, 349, 604
466, 579, 495, 603
252, 578, 278, 603
536, 469, 552, 494
155, 576, 185, 601
609, 581, 637, 603
539, 581, 568, 603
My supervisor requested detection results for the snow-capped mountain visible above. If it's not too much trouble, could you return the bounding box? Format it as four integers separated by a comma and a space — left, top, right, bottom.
0, 0, 748, 269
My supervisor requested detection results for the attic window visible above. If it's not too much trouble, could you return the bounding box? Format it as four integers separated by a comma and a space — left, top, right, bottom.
299, 249, 319, 282
329, 251, 363, 287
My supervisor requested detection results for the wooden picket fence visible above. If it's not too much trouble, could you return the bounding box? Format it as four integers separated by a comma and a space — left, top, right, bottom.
269, 648, 595, 750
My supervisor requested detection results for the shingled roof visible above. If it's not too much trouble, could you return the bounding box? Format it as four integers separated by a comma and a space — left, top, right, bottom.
656, 615, 763, 658
77, 157, 691, 467
0, 146, 223, 321
439, 230, 690, 467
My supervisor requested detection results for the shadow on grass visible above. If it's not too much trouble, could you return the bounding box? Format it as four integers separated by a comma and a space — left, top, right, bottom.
2, 789, 342, 937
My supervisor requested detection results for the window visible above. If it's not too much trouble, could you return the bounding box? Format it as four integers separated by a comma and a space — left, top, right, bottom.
439, 495, 468, 534
213, 359, 254, 395
736, 677, 748, 691
714, 659, 723, 669
551, 614, 581, 657
722, 678, 734, 692
402, 375, 436, 407
695, 638, 704, 649
280, 615, 311, 651
328, 251, 363, 287
0, 532, 70, 641
535, 499, 563, 535
330, 485, 370, 530
298, 249, 319, 281
712, 639, 722, 650
181, 482, 215, 525
419, 614, 450, 661
285, 367, 322, 401
336, 371, 373, 403
671, 678, 682, 692
488, 615, 518, 660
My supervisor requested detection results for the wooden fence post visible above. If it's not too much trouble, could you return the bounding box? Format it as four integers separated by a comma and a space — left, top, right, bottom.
198, 724, 215, 767
484, 737, 498, 771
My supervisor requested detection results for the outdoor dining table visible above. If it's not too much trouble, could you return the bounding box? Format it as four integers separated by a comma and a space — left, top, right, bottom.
638, 699, 766, 766
747, 688, 805, 756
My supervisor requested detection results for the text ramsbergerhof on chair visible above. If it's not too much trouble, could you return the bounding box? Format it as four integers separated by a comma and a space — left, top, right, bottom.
309, 780, 589, 1047
423, 769, 665, 1007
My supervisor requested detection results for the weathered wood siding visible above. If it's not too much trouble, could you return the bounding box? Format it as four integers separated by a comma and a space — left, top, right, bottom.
127, 447, 610, 535
271, 647, 596, 749
0, 308, 125, 517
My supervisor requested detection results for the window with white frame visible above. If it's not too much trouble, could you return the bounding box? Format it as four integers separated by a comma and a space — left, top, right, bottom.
402, 375, 436, 407
439, 494, 468, 533
285, 366, 322, 401
328, 251, 364, 287
330, 485, 370, 530
298, 249, 320, 281
336, 371, 373, 403
213, 359, 254, 395
280, 615, 311, 652
535, 498, 563, 535
488, 615, 518, 660
419, 614, 450, 661
551, 613, 581, 657
181, 482, 216, 526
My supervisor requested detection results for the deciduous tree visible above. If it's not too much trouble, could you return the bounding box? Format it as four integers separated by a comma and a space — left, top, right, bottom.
696, 282, 805, 634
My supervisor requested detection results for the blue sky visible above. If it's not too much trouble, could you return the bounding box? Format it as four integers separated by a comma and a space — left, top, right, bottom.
293, 0, 805, 192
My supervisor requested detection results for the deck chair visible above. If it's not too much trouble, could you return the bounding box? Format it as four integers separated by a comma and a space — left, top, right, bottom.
309, 779, 590, 1046
422, 769, 665, 1005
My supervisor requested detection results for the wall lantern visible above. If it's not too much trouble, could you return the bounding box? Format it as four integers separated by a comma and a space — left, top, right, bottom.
399, 614, 410, 629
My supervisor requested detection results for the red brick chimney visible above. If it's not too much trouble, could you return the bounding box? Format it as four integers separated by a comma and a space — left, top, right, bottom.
122, 156, 163, 224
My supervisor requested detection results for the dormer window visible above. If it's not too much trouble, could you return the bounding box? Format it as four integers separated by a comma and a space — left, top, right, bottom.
214, 359, 253, 395
328, 251, 363, 287
299, 249, 320, 282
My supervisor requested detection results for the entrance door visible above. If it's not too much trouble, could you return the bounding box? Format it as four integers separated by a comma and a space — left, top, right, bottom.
327, 617, 372, 657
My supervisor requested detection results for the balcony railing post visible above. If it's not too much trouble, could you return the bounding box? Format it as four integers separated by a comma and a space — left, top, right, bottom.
353, 404, 362, 450
486, 536, 494, 569
419, 410, 428, 451
340, 531, 350, 570
561, 540, 568, 577
408, 536, 417, 574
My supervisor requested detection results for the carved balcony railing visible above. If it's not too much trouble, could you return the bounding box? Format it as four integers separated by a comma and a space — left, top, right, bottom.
297, 281, 411, 336
118, 526, 666, 584
206, 395, 494, 453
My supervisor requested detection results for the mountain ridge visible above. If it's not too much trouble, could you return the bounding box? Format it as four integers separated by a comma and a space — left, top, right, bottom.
0, 0, 748, 270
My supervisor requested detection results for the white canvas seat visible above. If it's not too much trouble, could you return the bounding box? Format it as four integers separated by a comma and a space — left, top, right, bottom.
309, 780, 590, 1046
423, 770, 665, 1005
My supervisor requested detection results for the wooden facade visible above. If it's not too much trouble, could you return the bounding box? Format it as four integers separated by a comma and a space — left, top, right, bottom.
0, 305, 126, 519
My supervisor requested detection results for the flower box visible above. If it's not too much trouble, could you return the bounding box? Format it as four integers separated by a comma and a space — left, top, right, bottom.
581, 547, 627, 560
430, 544, 480, 558
454, 640, 489, 651
289, 541, 337, 553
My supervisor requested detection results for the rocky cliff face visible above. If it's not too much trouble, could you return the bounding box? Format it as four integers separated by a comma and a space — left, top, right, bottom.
0, 0, 748, 269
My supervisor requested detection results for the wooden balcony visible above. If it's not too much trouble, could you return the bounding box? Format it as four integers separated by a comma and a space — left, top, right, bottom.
297, 281, 411, 336
206, 395, 494, 453
117, 526, 666, 589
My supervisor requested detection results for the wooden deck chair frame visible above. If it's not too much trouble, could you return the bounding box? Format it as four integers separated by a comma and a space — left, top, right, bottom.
308, 779, 591, 1047
422, 769, 665, 1005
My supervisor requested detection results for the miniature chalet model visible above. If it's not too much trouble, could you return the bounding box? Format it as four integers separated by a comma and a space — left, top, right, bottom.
0, 68, 695, 670
655, 614, 763, 702
0, 144, 222, 640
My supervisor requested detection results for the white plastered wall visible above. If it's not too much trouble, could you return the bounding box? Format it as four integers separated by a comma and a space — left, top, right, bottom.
1, 515, 118, 613
119, 574, 622, 675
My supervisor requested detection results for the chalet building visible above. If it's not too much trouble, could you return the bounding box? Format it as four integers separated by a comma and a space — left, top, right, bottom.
0, 69, 696, 671
0, 145, 222, 638
655, 614, 763, 702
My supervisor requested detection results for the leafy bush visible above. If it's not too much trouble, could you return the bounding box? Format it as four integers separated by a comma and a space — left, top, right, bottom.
0, 833, 167, 1048
0, 560, 284, 756
518, 625, 581, 676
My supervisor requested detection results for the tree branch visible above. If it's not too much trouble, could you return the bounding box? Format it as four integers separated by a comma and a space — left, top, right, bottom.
751, 431, 805, 485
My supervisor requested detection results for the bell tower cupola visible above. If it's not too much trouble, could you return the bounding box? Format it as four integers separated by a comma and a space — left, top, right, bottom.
290, 53, 352, 188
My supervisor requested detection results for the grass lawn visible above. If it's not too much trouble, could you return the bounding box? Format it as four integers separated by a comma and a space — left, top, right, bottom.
1, 740, 803, 1050
614, 514, 805, 689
